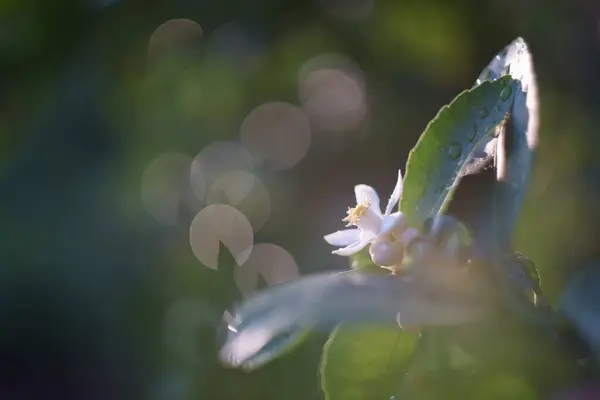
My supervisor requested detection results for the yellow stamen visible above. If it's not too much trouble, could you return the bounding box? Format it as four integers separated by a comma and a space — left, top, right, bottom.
343, 198, 371, 226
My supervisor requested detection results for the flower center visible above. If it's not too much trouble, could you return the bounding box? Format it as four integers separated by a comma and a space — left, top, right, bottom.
343, 198, 371, 226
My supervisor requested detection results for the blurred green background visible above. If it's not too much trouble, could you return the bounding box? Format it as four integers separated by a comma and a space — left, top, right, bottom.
2, 0, 600, 398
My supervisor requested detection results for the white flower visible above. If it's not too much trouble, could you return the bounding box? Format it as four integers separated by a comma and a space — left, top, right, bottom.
323, 169, 420, 267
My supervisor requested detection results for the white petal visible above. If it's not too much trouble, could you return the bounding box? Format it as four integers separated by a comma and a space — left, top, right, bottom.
380, 212, 407, 235
384, 169, 403, 216
323, 229, 361, 247
354, 184, 382, 215
354, 208, 383, 235
332, 236, 371, 256
358, 229, 377, 243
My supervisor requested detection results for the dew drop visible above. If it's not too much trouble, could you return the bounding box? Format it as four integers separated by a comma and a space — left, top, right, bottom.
500, 85, 512, 101
479, 108, 489, 119
447, 143, 462, 160
468, 125, 477, 142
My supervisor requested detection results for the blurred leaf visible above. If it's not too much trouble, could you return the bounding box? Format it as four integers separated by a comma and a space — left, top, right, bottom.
560, 262, 600, 357
392, 320, 581, 399
320, 325, 418, 400
320, 259, 412, 400
468, 373, 537, 400
219, 271, 490, 371
400, 75, 517, 229
454, 321, 582, 397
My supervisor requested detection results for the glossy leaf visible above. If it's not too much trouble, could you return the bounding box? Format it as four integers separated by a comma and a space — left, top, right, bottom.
493, 38, 540, 250
400, 75, 518, 229
462, 37, 540, 254
465, 37, 538, 173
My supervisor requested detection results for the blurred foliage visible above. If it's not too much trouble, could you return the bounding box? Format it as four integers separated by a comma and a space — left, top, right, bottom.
321, 326, 419, 400
2, 0, 600, 399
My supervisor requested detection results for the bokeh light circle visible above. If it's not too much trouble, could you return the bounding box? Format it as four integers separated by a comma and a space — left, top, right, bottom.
141, 152, 194, 226
148, 19, 204, 65
189, 141, 255, 202
240, 102, 312, 170
205, 170, 271, 233
189, 204, 254, 270
298, 54, 368, 133
234, 243, 299, 297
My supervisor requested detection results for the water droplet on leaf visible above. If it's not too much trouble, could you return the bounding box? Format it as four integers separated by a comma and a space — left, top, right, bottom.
468, 125, 477, 142
500, 85, 512, 101
447, 143, 461, 159
479, 108, 489, 119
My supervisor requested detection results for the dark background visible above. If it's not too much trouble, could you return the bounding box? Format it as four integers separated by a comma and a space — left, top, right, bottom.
2, 0, 600, 398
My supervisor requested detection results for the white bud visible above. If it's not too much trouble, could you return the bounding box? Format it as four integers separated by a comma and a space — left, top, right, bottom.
369, 237, 403, 267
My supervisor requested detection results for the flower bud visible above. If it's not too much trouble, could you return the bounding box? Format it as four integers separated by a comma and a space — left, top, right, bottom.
369, 237, 403, 267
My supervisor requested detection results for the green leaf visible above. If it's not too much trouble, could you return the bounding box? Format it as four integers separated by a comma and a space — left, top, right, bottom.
219, 271, 489, 371
321, 325, 419, 400
456, 38, 540, 256
400, 75, 518, 228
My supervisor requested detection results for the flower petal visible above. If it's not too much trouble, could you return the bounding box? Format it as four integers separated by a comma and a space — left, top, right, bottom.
380, 212, 407, 235
360, 229, 378, 243
384, 169, 403, 216
332, 237, 371, 256
354, 208, 383, 236
323, 229, 361, 247
354, 184, 381, 215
